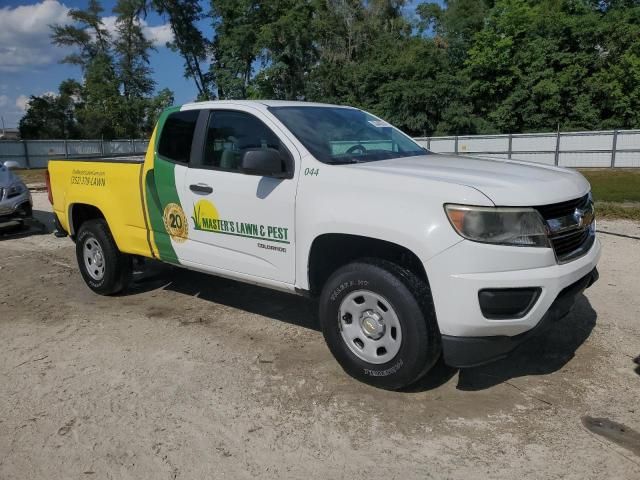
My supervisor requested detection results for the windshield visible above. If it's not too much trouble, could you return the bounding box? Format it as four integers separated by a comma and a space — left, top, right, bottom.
268, 106, 427, 164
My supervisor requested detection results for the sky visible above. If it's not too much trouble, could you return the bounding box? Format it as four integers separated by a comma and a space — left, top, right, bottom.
0, 0, 433, 129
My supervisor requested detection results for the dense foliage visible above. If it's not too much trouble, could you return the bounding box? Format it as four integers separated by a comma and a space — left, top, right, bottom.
215, 0, 640, 135
19, 0, 640, 139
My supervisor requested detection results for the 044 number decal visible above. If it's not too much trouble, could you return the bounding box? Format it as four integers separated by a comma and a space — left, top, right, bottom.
304, 167, 319, 177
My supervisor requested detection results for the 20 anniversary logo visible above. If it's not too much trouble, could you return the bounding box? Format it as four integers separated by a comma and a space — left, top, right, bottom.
162, 203, 188, 243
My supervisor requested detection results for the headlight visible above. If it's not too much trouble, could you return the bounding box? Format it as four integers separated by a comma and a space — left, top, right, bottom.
444, 204, 550, 248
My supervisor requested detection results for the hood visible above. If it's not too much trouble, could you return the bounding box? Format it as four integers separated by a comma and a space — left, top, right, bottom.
0, 165, 19, 188
352, 153, 590, 206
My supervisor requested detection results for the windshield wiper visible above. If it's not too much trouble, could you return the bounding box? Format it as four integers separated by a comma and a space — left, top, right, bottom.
325, 158, 368, 165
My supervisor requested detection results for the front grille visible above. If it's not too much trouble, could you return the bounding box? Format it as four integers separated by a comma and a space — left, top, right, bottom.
535, 194, 589, 219
534, 194, 595, 263
549, 227, 595, 261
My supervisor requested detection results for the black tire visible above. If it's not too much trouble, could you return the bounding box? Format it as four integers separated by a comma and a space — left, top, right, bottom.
75, 219, 132, 295
319, 259, 441, 390
22, 202, 33, 219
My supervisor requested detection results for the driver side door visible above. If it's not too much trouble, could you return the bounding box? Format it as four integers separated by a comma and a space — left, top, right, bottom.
179, 108, 299, 285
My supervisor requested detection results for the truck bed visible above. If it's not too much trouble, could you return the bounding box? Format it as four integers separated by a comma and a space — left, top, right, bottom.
48, 156, 152, 258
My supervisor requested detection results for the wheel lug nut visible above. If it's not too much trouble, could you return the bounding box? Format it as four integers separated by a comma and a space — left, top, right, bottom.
342, 313, 352, 324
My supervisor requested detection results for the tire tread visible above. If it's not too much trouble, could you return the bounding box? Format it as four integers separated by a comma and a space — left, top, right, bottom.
319, 258, 441, 390
75, 219, 131, 295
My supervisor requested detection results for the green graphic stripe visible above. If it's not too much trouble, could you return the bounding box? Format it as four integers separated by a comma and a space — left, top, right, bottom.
144, 106, 182, 263
195, 228, 290, 244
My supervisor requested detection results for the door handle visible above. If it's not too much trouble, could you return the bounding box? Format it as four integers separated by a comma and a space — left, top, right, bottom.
189, 183, 213, 194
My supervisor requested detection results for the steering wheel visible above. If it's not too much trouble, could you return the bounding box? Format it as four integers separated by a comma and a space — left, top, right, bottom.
346, 144, 367, 155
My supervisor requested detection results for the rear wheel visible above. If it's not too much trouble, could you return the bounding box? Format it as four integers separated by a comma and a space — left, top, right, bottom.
319, 259, 441, 390
75, 219, 131, 295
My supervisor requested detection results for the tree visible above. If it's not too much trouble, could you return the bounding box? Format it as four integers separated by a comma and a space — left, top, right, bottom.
144, 88, 175, 133
153, 0, 214, 100
251, 0, 317, 100
307, 0, 455, 135
113, 0, 155, 100
39, 0, 640, 138
417, 1, 491, 66
18, 80, 82, 139
304, 0, 367, 103
307, 0, 402, 101
77, 53, 125, 138
210, 0, 265, 99
464, 0, 640, 133
113, 0, 156, 137
51, 0, 111, 70
43, 0, 174, 139
583, 1, 640, 129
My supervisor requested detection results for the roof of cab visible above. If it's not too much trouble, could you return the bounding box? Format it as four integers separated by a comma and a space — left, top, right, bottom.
180, 99, 356, 110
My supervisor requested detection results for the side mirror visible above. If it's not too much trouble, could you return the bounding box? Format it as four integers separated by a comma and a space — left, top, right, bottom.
2, 160, 20, 170
239, 148, 286, 178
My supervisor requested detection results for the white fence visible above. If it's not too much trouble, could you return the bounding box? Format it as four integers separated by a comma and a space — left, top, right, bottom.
0, 139, 149, 168
2, 130, 640, 168
414, 129, 640, 168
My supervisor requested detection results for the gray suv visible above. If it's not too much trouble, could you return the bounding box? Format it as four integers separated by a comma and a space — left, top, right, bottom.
0, 161, 32, 226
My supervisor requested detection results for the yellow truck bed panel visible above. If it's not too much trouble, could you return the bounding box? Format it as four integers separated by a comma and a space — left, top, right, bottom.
48, 159, 153, 258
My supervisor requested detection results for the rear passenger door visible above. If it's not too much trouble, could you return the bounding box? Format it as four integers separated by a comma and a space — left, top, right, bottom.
180, 107, 299, 284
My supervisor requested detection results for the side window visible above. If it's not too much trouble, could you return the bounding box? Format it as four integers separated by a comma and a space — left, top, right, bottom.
203, 110, 286, 171
158, 110, 199, 163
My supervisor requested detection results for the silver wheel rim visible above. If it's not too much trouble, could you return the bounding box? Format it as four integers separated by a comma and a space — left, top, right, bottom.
338, 290, 402, 364
83, 237, 105, 281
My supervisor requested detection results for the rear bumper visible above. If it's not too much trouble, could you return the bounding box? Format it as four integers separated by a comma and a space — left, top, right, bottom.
441, 268, 599, 368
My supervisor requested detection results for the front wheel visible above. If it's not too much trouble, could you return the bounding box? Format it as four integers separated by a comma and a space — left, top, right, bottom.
75, 219, 132, 295
319, 259, 441, 390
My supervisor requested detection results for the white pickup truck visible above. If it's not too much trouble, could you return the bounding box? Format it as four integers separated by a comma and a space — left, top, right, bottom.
47, 100, 600, 389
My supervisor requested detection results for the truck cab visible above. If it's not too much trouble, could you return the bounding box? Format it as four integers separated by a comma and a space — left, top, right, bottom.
48, 101, 600, 390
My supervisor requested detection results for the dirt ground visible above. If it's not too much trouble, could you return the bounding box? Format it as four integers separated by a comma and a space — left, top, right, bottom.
1, 192, 639, 480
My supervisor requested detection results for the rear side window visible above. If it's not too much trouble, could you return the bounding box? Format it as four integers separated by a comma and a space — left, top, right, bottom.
158, 110, 199, 163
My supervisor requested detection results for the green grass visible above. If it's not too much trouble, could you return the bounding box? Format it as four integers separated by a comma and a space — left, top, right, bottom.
594, 201, 640, 221
579, 168, 640, 203
15, 168, 46, 184
578, 169, 640, 220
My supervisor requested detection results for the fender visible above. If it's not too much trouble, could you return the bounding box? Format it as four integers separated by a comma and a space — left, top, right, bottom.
294, 156, 492, 291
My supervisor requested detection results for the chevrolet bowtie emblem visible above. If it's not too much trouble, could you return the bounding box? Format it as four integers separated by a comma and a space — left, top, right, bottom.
574, 204, 595, 229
